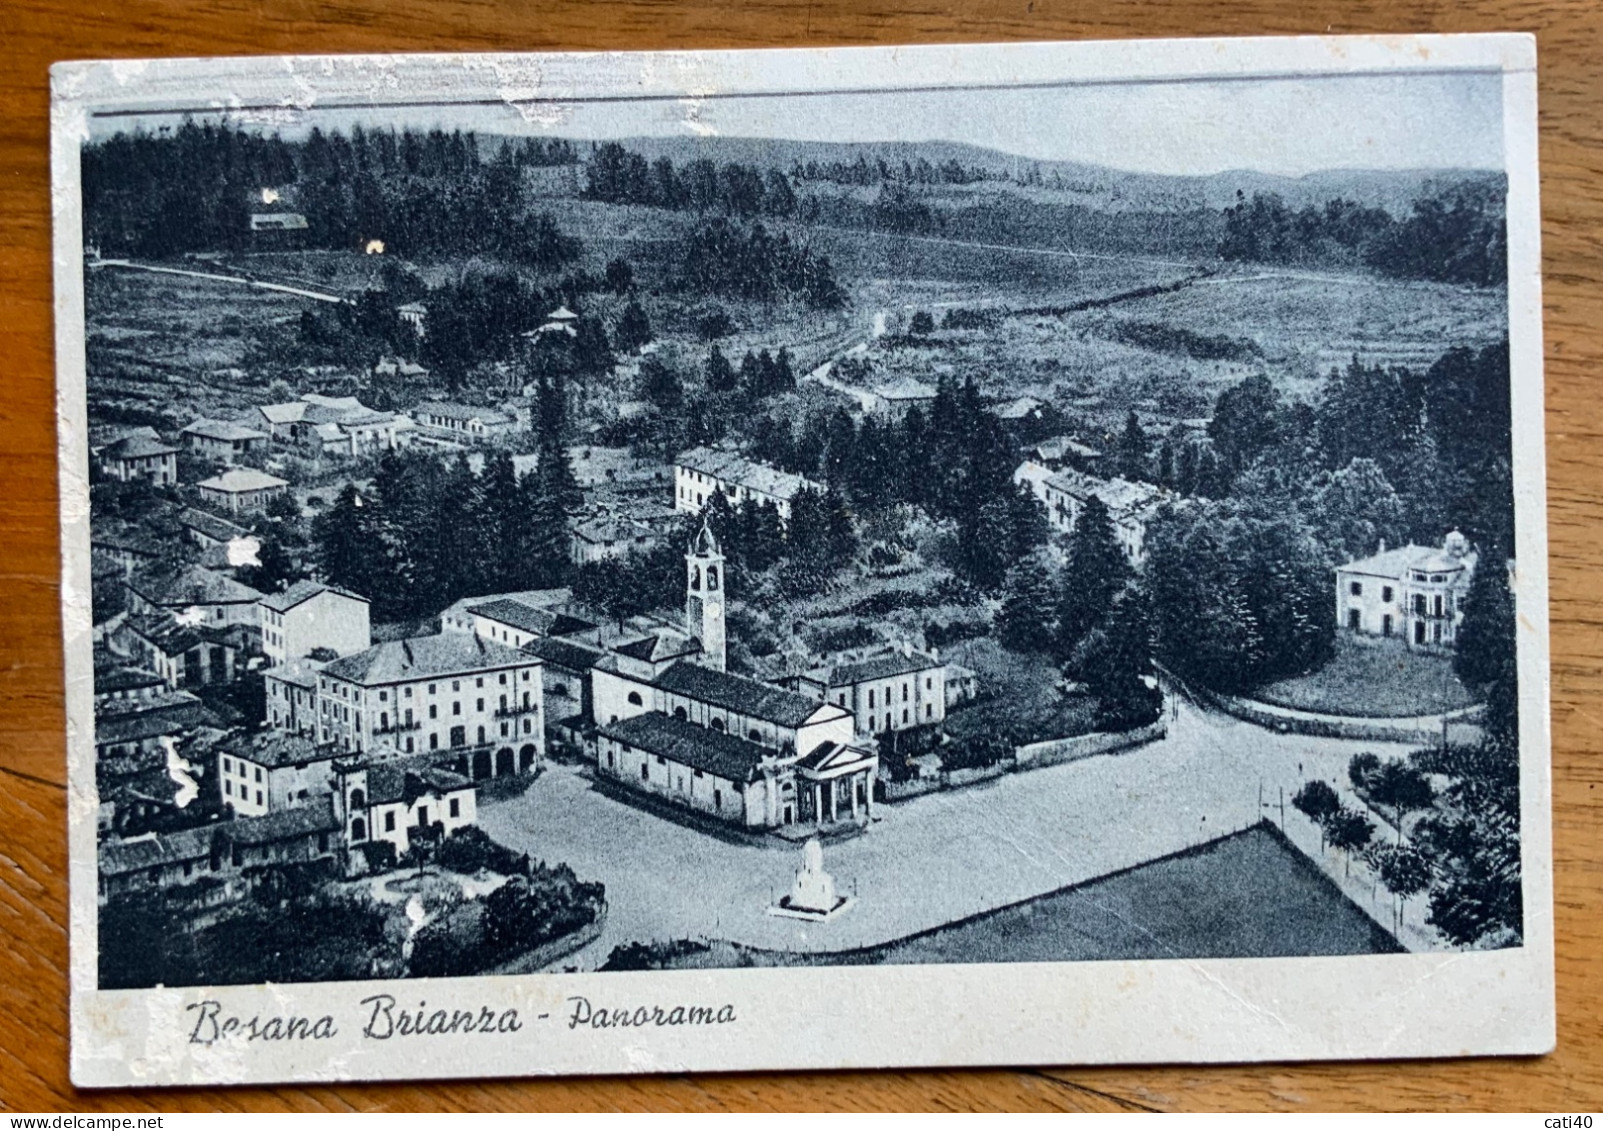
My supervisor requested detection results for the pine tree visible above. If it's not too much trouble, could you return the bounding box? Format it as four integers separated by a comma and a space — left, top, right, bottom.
613, 299, 653, 353
1072, 596, 1162, 731
1455, 544, 1517, 746
704, 345, 738, 393
1116, 411, 1150, 482
1055, 495, 1130, 657
996, 555, 1057, 654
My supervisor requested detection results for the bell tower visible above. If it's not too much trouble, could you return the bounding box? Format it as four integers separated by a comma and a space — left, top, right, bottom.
686, 520, 727, 672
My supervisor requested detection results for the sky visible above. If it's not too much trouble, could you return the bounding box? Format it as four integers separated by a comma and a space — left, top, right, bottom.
92, 70, 1504, 179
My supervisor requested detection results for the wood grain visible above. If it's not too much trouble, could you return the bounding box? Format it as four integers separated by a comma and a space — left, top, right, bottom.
2, 0, 1599, 1111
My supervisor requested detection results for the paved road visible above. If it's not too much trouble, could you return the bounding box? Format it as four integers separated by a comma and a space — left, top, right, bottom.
480, 693, 1432, 969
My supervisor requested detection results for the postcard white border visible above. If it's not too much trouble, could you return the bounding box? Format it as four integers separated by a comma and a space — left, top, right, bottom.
52, 34, 1553, 1088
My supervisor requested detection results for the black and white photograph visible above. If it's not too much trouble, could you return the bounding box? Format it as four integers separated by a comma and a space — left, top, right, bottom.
53, 37, 1553, 1085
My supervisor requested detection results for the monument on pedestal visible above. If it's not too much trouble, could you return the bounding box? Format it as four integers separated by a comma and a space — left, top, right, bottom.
769, 837, 854, 921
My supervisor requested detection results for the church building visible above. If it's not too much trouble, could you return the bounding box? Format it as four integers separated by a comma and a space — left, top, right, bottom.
590, 523, 879, 832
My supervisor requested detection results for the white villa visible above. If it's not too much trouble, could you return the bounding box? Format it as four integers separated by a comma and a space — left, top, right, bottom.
1335, 531, 1479, 652
674, 446, 821, 524
1014, 460, 1165, 564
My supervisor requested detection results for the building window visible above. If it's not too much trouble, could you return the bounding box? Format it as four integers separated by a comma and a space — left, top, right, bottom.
450, 726, 466, 747
224, 780, 231, 797
449, 798, 460, 818
256, 791, 263, 805
1382, 586, 1394, 603
1348, 609, 1361, 631
255, 767, 262, 783
222, 756, 231, 772
385, 812, 396, 832
428, 704, 438, 719
452, 680, 460, 692
641, 763, 649, 781
627, 691, 643, 706
1349, 581, 1362, 596
868, 690, 875, 708
452, 702, 461, 716
429, 734, 438, 750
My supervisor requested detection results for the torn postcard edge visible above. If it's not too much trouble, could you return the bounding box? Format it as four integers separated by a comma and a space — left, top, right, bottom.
52, 34, 1551, 1087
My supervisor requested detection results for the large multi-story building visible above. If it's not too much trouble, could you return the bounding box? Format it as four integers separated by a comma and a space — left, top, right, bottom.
216, 730, 338, 818
673, 446, 821, 524
1013, 460, 1165, 564
313, 633, 544, 779
1335, 531, 1479, 652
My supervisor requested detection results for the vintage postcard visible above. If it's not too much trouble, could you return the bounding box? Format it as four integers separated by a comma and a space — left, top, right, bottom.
51, 35, 1552, 1087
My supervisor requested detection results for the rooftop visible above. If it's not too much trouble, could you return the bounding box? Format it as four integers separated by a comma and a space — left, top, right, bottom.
675, 447, 820, 503
655, 661, 834, 729
129, 563, 263, 608
225, 796, 340, 846
197, 468, 288, 495
182, 418, 268, 443
1339, 536, 1477, 580
520, 636, 606, 672
102, 434, 178, 461
263, 655, 327, 690
366, 757, 473, 806
1036, 465, 1164, 519
94, 693, 216, 747
815, 648, 943, 687
259, 578, 369, 614
322, 633, 533, 686
100, 824, 216, 876
414, 401, 515, 426
467, 598, 596, 639
218, 729, 335, 770
94, 664, 166, 695
176, 507, 251, 543
598, 712, 771, 783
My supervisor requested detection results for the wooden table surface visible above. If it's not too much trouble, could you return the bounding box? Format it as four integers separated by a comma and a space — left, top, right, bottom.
3, 0, 1600, 1112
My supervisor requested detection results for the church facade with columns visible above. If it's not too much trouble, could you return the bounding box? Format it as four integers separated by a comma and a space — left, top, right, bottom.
589, 522, 879, 832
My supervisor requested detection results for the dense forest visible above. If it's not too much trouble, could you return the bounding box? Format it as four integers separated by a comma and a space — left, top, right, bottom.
82, 120, 581, 263
1218, 183, 1507, 286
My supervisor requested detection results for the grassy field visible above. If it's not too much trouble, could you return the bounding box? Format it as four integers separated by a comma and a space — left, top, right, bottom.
616, 821, 1400, 970
1253, 635, 1478, 718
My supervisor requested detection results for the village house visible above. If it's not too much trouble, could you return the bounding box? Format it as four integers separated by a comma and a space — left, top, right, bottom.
313, 632, 544, 780
99, 433, 179, 487
457, 597, 597, 651
91, 526, 164, 578
333, 754, 478, 857
216, 730, 338, 818
674, 446, 821, 524
437, 587, 573, 636
93, 659, 167, 708
869, 376, 938, 421
196, 467, 289, 515
126, 563, 263, 628
264, 655, 326, 736
1335, 531, 1479, 652
98, 800, 340, 905
1013, 460, 1165, 564
94, 689, 214, 769
180, 418, 269, 465
255, 394, 414, 457
570, 510, 677, 565
396, 303, 428, 336
119, 614, 250, 689
784, 644, 949, 737
177, 507, 251, 550
1029, 436, 1103, 472
412, 400, 520, 444
259, 579, 371, 666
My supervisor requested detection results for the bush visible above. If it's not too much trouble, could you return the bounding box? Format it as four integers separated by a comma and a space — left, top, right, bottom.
437, 826, 531, 878
941, 733, 1011, 772
599, 938, 709, 972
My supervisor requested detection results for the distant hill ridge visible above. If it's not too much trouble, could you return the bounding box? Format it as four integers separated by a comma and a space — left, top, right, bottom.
483, 131, 1503, 214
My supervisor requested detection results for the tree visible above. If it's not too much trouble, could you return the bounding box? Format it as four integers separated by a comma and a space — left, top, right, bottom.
1115, 411, 1149, 481
1292, 780, 1341, 850
603, 258, 633, 296
909, 310, 936, 335
638, 355, 684, 411
613, 299, 653, 353
996, 555, 1057, 654
1454, 544, 1517, 747
1377, 843, 1433, 935
1368, 758, 1436, 843
1056, 495, 1130, 657
703, 345, 738, 394
1208, 372, 1281, 479
1071, 597, 1162, 731
1325, 806, 1375, 876
237, 533, 301, 594
1307, 458, 1408, 565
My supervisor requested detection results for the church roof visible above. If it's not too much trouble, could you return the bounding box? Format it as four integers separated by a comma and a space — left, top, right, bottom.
520, 636, 605, 672
655, 661, 830, 729
598, 713, 770, 783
